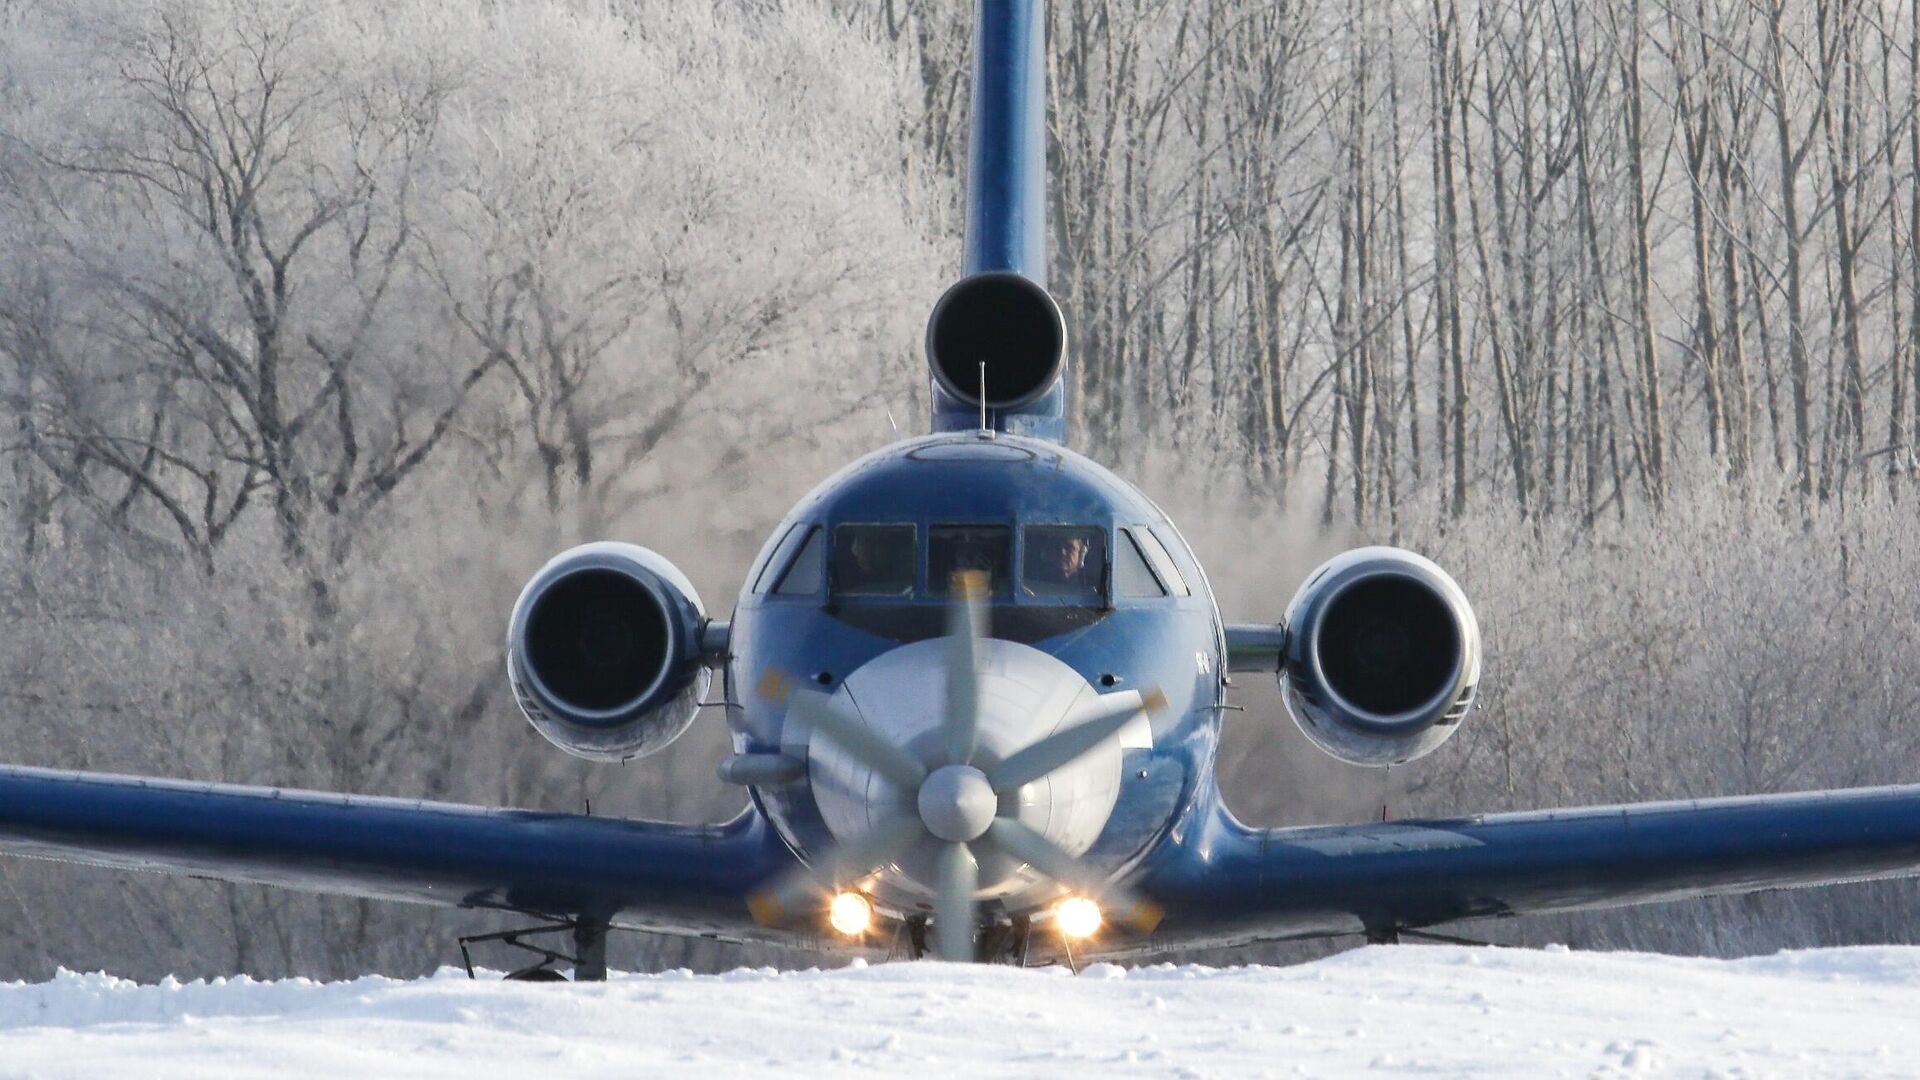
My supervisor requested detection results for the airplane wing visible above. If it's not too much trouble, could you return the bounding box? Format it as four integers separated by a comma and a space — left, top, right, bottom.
1131, 784, 1920, 952
0, 764, 799, 944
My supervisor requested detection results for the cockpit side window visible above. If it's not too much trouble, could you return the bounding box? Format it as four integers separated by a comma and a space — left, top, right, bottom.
1021, 525, 1105, 600
1114, 528, 1167, 597
1135, 528, 1192, 596
752, 523, 809, 594
832, 524, 917, 597
929, 525, 1012, 597
772, 526, 825, 596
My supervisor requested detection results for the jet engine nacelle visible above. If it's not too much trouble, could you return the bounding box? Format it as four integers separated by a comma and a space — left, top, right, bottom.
1280, 546, 1480, 767
507, 542, 710, 762
926, 271, 1066, 410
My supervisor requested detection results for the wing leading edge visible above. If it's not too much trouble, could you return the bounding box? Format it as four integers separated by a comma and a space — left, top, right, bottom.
0, 764, 799, 943
1132, 784, 1920, 953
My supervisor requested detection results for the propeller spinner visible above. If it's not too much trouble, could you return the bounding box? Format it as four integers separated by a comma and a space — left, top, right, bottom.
750, 572, 1165, 960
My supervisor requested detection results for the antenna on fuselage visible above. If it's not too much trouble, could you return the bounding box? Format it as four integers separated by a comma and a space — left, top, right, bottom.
978, 362, 990, 435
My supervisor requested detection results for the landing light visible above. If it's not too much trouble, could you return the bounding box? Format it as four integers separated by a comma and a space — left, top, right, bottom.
829, 891, 873, 936
1055, 896, 1103, 939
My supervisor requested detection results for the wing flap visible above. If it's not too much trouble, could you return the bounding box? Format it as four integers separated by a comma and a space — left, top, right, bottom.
0, 765, 797, 940
1135, 784, 1920, 951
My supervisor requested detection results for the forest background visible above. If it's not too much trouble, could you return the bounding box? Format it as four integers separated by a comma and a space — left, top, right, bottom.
2, 0, 1917, 978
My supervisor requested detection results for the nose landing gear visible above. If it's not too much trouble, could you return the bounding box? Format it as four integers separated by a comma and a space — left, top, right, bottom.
896, 913, 1033, 964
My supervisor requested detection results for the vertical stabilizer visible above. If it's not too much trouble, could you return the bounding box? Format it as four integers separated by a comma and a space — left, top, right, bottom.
964, 0, 1047, 282
927, 0, 1067, 442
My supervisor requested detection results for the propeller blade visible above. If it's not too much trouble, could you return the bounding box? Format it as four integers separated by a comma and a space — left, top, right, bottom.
747, 818, 924, 927
984, 817, 1164, 932
786, 686, 928, 792
986, 687, 1166, 794
943, 569, 988, 766
931, 841, 979, 961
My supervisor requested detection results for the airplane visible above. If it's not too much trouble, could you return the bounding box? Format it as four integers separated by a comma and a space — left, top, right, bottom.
5, 0, 1920, 982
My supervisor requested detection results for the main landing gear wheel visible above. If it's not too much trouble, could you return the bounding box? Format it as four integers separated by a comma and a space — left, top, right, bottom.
505, 968, 570, 983
458, 917, 611, 982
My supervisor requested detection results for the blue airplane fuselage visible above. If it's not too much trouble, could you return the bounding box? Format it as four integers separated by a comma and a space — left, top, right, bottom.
724, 431, 1227, 912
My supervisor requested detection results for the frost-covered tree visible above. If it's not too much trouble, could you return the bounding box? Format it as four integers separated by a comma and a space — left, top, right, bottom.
2, 0, 1918, 979
0, 0, 940, 979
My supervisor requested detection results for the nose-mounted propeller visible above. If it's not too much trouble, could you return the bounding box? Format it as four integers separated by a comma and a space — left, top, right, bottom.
750, 571, 1165, 961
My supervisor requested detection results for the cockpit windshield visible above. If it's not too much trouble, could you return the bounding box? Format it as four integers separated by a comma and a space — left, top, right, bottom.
822, 520, 1116, 607
832, 524, 916, 596
929, 525, 1012, 597
1022, 525, 1105, 600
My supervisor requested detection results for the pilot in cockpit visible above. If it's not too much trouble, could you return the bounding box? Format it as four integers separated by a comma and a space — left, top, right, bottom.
929, 525, 1010, 597
949, 538, 999, 576
839, 526, 915, 596
1034, 533, 1096, 588
1024, 527, 1103, 599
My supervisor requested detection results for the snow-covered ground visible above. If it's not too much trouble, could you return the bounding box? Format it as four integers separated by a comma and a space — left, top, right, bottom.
3, 945, 1917, 1078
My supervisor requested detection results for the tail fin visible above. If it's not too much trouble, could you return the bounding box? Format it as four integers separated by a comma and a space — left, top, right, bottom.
927, 0, 1067, 442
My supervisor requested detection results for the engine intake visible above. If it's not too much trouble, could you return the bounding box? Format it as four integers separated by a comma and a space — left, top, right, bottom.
507, 542, 709, 761
926, 272, 1065, 410
1280, 547, 1480, 767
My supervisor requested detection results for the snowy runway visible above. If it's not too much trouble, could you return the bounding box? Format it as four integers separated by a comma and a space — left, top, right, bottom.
2, 945, 1916, 1077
